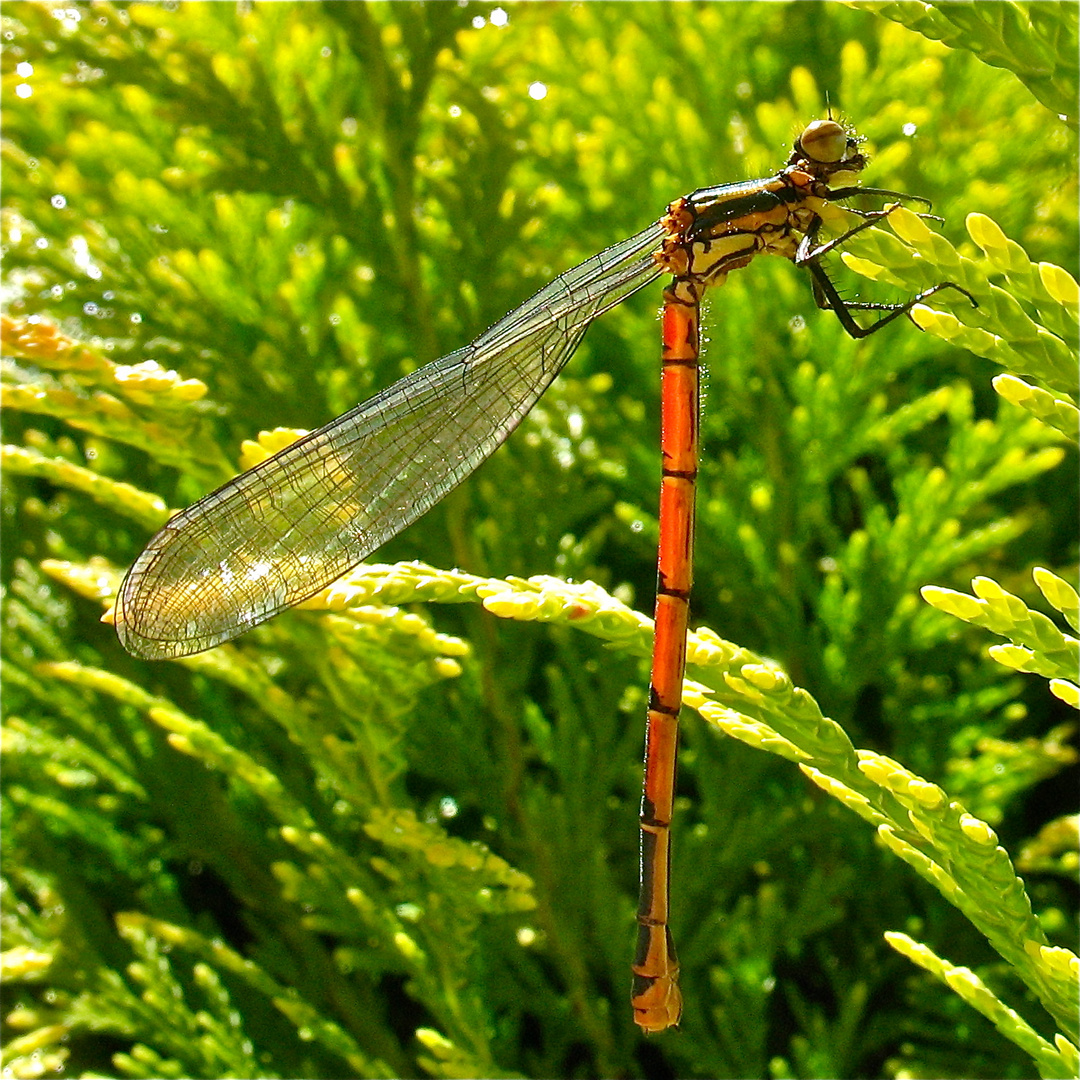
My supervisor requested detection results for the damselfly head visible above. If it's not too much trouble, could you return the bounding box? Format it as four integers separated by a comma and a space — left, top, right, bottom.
795, 119, 853, 164
789, 118, 867, 185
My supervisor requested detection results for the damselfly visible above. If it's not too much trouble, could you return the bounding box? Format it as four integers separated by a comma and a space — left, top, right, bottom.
114, 118, 975, 1032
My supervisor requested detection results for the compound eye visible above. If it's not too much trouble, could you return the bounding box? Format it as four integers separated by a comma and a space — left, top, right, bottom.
798, 119, 848, 163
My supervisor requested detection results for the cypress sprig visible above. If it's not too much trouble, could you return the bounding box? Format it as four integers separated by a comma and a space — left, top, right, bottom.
2, 315, 227, 482
25, 651, 525, 1075
4, 3, 1074, 1075
259, 565, 1080, 1047
922, 570, 1080, 690
415, 1026, 525, 1080
3, 442, 168, 530
851, 0, 1079, 126
0, 1021, 70, 1079
113, 913, 392, 1079
98, 916, 269, 1080
993, 373, 1080, 443
842, 208, 1079, 397
884, 932, 1079, 1080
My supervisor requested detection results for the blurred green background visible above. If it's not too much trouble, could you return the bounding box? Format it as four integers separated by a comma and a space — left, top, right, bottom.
2, 3, 1077, 1078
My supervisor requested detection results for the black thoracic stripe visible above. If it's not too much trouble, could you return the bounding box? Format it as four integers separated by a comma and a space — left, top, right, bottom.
685, 175, 809, 228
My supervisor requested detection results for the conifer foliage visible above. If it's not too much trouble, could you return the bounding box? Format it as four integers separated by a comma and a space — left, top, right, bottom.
2, 3, 1076, 1078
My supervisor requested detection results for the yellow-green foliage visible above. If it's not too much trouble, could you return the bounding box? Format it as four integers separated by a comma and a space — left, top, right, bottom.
2, 3, 1077, 1079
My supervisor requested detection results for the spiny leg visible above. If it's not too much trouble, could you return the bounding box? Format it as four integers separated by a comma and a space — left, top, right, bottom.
797, 214, 977, 339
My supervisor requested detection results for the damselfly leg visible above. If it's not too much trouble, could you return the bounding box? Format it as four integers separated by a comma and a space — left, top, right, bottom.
795, 206, 977, 339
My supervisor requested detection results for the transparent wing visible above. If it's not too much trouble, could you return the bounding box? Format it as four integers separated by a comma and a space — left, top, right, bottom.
117, 223, 666, 658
